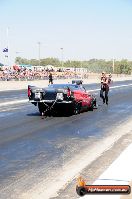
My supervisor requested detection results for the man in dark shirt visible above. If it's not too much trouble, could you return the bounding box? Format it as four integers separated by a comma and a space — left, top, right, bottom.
49, 72, 53, 84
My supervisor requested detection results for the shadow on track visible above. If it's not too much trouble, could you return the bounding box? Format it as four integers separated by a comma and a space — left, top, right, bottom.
26, 111, 72, 118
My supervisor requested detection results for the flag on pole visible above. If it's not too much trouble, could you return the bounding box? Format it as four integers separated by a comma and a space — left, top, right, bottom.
3, 48, 8, 52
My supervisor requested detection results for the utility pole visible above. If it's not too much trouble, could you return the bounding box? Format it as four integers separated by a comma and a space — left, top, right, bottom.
15, 52, 22, 64
6, 27, 9, 66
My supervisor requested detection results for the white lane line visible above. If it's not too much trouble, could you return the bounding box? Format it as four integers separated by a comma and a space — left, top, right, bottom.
88, 83, 132, 92
0, 106, 27, 112
0, 83, 132, 107
82, 143, 132, 199
0, 99, 28, 107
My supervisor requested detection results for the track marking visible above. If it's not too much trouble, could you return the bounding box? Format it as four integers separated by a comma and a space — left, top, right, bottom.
88, 83, 132, 92
0, 99, 28, 107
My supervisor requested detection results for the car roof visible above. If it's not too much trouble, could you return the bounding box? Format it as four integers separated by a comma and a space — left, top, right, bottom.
48, 84, 80, 89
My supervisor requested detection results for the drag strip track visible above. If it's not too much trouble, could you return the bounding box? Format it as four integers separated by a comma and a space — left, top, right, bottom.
0, 80, 132, 199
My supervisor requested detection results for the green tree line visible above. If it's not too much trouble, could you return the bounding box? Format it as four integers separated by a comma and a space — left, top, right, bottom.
15, 57, 132, 74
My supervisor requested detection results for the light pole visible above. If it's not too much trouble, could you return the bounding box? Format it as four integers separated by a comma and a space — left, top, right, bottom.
15, 51, 22, 64
60, 47, 63, 68
6, 27, 9, 66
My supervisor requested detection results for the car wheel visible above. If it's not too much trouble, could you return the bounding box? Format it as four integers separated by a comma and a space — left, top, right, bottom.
38, 103, 46, 116
73, 102, 81, 115
89, 101, 94, 111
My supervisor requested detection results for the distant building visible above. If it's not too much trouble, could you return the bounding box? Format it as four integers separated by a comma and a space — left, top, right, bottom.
33, 65, 56, 71
19, 64, 32, 70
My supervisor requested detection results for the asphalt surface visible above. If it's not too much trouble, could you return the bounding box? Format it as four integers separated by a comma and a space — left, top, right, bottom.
0, 80, 132, 199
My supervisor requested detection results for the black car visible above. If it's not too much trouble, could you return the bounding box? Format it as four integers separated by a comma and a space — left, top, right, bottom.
28, 83, 96, 116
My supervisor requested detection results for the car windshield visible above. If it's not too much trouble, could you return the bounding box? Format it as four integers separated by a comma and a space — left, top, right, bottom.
48, 84, 80, 90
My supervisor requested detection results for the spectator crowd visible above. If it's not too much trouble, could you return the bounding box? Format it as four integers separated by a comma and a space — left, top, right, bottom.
0, 65, 80, 81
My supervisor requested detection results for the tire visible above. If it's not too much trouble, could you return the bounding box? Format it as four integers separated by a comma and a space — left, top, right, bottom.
38, 103, 46, 115
71, 102, 81, 115
89, 101, 94, 111
38, 107, 42, 115
93, 98, 98, 109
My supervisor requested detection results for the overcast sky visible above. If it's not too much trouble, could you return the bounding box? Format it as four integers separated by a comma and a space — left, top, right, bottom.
0, 0, 132, 64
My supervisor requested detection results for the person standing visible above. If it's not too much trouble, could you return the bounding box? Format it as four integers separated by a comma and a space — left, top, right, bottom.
100, 72, 110, 105
108, 73, 112, 84
49, 72, 53, 84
